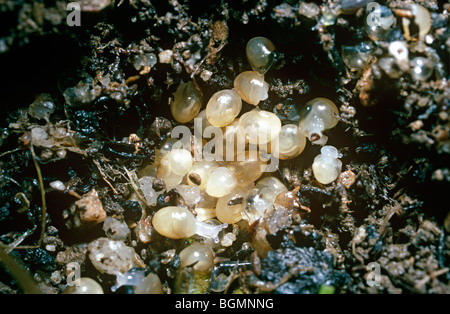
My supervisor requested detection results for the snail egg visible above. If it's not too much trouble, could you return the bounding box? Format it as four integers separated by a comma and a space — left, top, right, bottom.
205, 167, 237, 198
255, 176, 288, 203
275, 124, 307, 160
157, 149, 193, 188
179, 242, 215, 272
246, 36, 276, 74
206, 89, 242, 127
409, 57, 434, 81
239, 109, 281, 146
187, 160, 220, 190
215, 189, 247, 224
298, 97, 339, 145
226, 150, 266, 185
152, 206, 197, 239
312, 145, 342, 184
170, 81, 202, 123
233, 71, 269, 106
364, 5, 395, 41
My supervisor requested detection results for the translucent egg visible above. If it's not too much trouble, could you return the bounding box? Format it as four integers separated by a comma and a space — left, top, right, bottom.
341, 42, 375, 71
206, 89, 242, 127
233, 71, 269, 106
135, 273, 163, 294
226, 150, 266, 185
205, 167, 237, 198
157, 149, 193, 187
179, 242, 215, 272
312, 145, 342, 184
154, 137, 180, 164
187, 160, 220, 190
215, 189, 247, 224
170, 81, 203, 123
298, 97, 339, 145
246, 37, 276, 74
63, 277, 104, 294
239, 109, 281, 146
364, 5, 395, 41
255, 176, 288, 203
409, 57, 434, 81
274, 124, 307, 160
152, 206, 227, 243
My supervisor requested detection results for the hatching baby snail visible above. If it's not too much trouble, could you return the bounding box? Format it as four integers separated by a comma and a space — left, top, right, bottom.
233, 71, 269, 106
170, 81, 202, 123
246, 36, 276, 74
179, 242, 215, 272
206, 89, 242, 127
152, 206, 227, 243
298, 97, 339, 145
312, 145, 343, 184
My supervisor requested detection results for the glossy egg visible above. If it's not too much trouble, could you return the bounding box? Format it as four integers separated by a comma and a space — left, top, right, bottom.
233, 71, 269, 106
206, 89, 242, 127
246, 37, 276, 74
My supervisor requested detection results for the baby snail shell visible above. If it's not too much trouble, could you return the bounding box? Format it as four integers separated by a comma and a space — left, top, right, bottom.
153, 206, 197, 239
233, 71, 269, 106
298, 97, 339, 146
206, 89, 242, 127
398, 3, 431, 41
215, 189, 247, 224
312, 145, 343, 184
226, 150, 267, 185
274, 124, 307, 160
246, 36, 276, 74
179, 242, 215, 272
239, 109, 282, 146
152, 206, 227, 242
170, 81, 202, 123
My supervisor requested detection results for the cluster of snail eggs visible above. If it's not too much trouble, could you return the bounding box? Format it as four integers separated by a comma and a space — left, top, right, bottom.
148, 36, 343, 255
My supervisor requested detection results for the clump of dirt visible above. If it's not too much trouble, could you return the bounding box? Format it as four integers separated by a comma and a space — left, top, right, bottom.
0, 0, 449, 294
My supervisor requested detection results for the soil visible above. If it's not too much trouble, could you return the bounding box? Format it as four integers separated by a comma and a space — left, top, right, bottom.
0, 0, 449, 294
